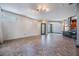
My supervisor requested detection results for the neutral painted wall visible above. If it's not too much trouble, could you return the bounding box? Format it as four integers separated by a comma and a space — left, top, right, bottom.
47, 22, 63, 33
1, 10, 40, 41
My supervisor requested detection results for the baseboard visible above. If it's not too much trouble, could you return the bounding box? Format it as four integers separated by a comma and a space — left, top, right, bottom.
7, 35, 40, 40
18, 35, 41, 40
3, 35, 41, 43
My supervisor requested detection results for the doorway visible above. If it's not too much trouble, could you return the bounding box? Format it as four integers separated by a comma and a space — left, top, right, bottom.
50, 24, 53, 33
41, 23, 46, 35
48, 22, 63, 34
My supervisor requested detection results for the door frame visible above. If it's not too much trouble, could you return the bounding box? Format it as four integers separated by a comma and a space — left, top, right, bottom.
41, 23, 46, 35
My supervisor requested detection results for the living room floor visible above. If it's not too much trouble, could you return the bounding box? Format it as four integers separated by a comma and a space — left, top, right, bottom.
0, 33, 78, 56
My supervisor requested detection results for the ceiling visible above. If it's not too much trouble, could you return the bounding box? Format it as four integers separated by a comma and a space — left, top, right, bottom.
0, 3, 77, 21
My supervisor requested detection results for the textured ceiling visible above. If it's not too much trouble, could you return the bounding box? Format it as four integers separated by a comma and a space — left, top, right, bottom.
0, 3, 77, 21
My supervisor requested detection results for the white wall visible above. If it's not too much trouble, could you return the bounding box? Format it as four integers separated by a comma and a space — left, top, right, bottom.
47, 22, 63, 33
1, 10, 40, 41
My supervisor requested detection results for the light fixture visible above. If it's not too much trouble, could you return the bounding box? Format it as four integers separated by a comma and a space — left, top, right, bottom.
36, 4, 50, 12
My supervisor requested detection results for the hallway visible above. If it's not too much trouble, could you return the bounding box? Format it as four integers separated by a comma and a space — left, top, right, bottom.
0, 33, 77, 56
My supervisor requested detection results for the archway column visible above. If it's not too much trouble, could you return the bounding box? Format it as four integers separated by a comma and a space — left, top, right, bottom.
76, 4, 79, 47
0, 7, 4, 43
